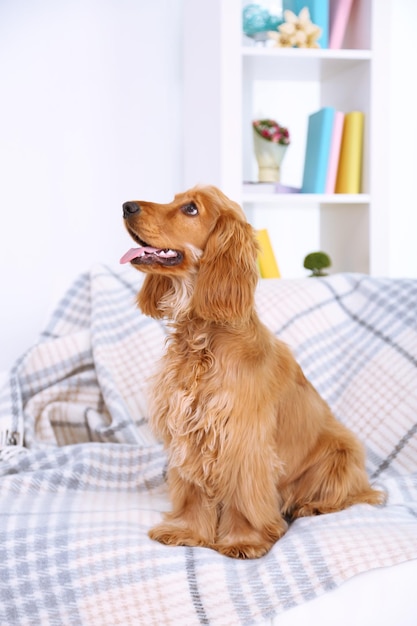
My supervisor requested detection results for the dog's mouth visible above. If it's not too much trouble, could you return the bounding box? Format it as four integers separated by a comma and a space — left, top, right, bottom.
120, 236, 183, 267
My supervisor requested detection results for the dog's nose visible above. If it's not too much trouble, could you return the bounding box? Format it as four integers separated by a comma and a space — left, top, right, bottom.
123, 201, 140, 218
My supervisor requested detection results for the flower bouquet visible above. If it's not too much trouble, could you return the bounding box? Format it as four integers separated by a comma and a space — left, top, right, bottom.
252, 119, 290, 182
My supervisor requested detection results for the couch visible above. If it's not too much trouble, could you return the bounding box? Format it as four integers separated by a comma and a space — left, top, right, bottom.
1, 266, 416, 625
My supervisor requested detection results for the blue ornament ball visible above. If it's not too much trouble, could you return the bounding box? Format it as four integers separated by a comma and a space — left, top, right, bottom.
242, 4, 270, 36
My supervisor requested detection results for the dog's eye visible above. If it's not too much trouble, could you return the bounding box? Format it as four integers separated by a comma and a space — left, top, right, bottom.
181, 202, 198, 216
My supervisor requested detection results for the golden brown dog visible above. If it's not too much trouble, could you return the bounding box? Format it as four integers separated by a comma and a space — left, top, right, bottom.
120, 185, 384, 559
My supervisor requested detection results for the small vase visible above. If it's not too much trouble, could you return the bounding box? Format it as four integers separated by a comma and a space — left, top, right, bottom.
253, 129, 288, 182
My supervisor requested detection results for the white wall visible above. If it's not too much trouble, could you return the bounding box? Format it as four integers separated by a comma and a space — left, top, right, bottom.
388, 0, 417, 278
0, 0, 184, 370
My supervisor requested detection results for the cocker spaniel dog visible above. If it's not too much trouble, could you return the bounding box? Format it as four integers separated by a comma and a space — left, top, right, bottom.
120, 185, 384, 559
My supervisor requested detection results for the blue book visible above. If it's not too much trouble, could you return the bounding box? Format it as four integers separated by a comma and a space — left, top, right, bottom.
283, 0, 329, 48
301, 107, 335, 194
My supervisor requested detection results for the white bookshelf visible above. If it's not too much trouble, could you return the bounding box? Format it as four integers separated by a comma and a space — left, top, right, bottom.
183, 0, 390, 278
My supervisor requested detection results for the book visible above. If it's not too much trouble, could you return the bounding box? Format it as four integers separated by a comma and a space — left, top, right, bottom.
325, 111, 344, 193
256, 229, 281, 278
329, 0, 355, 49
335, 111, 364, 194
283, 0, 329, 49
301, 107, 335, 194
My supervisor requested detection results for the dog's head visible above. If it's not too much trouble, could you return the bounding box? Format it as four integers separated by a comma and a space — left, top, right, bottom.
121, 185, 259, 322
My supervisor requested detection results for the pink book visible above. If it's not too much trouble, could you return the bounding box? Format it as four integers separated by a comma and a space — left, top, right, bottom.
329, 0, 355, 49
325, 111, 344, 194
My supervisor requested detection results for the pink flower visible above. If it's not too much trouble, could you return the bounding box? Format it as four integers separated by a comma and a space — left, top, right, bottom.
253, 118, 290, 146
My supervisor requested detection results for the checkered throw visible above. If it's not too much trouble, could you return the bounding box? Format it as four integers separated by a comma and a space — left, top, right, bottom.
1, 265, 416, 625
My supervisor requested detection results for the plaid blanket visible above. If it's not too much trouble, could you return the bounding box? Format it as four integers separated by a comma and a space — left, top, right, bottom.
1, 265, 416, 625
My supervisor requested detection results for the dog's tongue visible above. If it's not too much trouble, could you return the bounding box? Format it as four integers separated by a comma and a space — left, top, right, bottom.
120, 247, 147, 264
120, 247, 177, 264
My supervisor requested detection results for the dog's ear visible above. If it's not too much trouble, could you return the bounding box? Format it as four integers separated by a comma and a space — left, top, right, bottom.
191, 214, 259, 322
137, 274, 173, 319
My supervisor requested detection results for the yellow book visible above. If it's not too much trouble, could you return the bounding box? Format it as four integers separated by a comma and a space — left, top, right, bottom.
335, 111, 364, 193
256, 229, 281, 278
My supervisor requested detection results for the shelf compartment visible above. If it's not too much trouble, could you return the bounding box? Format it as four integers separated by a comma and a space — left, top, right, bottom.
242, 48, 371, 82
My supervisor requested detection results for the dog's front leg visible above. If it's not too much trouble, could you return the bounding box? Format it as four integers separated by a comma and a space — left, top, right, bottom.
213, 445, 288, 559
215, 501, 287, 559
149, 467, 217, 549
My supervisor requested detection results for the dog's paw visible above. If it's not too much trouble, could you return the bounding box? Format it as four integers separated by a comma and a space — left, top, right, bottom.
148, 522, 206, 548
287, 503, 323, 518
215, 541, 273, 560
214, 517, 288, 559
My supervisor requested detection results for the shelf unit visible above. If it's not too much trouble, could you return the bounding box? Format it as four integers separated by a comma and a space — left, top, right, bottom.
183, 0, 391, 278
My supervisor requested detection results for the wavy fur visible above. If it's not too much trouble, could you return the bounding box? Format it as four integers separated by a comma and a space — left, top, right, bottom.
123, 185, 384, 559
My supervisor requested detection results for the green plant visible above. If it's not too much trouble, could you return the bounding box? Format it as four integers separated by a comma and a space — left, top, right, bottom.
303, 251, 331, 277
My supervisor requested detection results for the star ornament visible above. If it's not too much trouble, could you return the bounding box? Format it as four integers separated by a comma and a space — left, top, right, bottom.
268, 8, 322, 48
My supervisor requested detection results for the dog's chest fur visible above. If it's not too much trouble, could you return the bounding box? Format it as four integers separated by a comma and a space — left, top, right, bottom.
148, 322, 251, 492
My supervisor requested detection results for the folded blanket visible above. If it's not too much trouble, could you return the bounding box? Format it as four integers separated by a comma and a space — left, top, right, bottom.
1, 266, 416, 625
